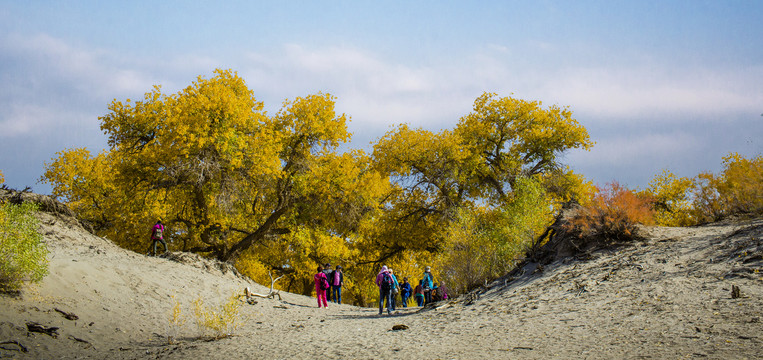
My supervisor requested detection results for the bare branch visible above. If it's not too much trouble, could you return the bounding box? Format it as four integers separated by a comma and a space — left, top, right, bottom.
242, 271, 285, 301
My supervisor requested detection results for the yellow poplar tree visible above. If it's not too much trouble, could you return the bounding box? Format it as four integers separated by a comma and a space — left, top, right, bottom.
43, 69, 388, 266
455, 92, 594, 203
363, 92, 592, 297
690, 153, 763, 222
368, 93, 592, 260
642, 169, 694, 226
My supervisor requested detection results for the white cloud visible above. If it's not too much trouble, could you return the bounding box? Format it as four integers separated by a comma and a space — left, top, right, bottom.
0, 104, 51, 137
237, 43, 763, 167
538, 64, 763, 121
109, 69, 154, 94
569, 132, 701, 167
283, 44, 383, 74
3, 33, 142, 95
1, 33, 760, 191
0, 33, 220, 139
0, 101, 102, 142
241, 44, 478, 131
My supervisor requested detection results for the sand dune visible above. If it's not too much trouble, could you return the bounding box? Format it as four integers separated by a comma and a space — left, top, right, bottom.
1, 200, 761, 359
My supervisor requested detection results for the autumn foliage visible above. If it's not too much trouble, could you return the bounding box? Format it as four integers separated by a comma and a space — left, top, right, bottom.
567, 182, 654, 243
37, 66, 763, 305
40, 69, 599, 302
643, 153, 763, 226
437, 176, 553, 294
690, 153, 763, 223
640, 170, 694, 227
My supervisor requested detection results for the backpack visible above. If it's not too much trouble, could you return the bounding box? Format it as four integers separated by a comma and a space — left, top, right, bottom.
320, 275, 330, 291
153, 226, 163, 239
381, 272, 393, 291
423, 272, 432, 290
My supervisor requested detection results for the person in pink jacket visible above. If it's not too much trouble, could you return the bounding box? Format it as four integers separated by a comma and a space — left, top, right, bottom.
150, 220, 167, 256
314, 265, 329, 308
375, 265, 394, 315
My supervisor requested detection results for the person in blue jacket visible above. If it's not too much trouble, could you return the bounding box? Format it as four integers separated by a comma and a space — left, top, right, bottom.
422, 266, 434, 305
399, 277, 413, 307
330, 265, 344, 304
388, 268, 400, 311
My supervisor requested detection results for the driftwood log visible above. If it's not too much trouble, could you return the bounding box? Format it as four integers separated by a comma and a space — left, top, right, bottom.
0, 340, 28, 353
55, 308, 79, 321
26, 322, 59, 337
242, 271, 284, 301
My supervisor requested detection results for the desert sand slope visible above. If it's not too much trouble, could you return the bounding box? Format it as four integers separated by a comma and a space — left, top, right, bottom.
1, 207, 761, 359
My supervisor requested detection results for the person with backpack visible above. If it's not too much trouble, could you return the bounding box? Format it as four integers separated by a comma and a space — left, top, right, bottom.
439, 281, 449, 301
413, 280, 425, 306
330, 265, 344, 304
400, 277, 413, 308
323, 263, 333, 302
150, 220, 167, 256
388, 268, 400, 311
432, 282, 441, 302
375, 265, 394, 315
314, 265, 330, 308
422, 266, 434, 305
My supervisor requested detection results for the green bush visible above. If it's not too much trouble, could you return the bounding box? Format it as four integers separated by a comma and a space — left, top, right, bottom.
0, 201, 49, 292
438, 177, 553, 295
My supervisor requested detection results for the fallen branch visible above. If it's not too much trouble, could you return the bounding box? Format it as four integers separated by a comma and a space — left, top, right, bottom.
55, 308, 79, 321
0, 340, 27, 353
242, 271, 284, 301
68, 335, 95, 349
26, 322, 59, 338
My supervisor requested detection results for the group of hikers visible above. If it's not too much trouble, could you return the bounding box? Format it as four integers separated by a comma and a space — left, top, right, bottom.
313, 263, 449, 314
313, 263, 345, 308
374, 265, 448, 315
149, 221, 449, 314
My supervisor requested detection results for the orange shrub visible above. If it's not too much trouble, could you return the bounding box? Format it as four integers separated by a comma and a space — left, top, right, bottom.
567, 182, 654, 243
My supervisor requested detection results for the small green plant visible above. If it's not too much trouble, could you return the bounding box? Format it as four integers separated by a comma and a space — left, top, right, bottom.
167, 295, 186, 344
0, 201, 49, 292
191, 293, 241, 339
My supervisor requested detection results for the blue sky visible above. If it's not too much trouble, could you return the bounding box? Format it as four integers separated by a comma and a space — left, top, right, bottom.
1, 1, 761, 194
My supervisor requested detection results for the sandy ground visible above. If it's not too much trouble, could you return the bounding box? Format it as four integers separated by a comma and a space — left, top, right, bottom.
1, 208, 761, 359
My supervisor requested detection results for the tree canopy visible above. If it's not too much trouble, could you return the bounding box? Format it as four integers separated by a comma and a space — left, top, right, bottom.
43, 70, 386, 264
366, 92, 593, 264
42, 71, 595, 302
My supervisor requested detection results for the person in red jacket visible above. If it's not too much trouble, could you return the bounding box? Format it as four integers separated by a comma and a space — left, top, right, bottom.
314, 265, 329, 308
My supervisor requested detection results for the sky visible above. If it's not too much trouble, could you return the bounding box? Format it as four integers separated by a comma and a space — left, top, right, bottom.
1, 0, 761, 194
